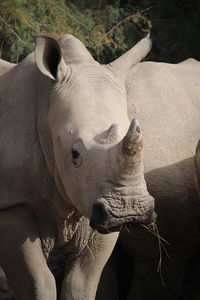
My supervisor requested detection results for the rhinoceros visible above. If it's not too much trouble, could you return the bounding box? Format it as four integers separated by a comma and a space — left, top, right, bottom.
0, 35, 156, 300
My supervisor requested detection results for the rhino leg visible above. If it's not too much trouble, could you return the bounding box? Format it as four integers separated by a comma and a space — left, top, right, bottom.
0, 205, 56, 300
60, 232, 118, 300
96, 244, 120, 300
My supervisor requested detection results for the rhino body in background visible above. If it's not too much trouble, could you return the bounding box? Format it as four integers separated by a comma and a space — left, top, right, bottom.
0, 35, 155, 300
123, 56, 200, 299
125, 57, 200, 299
96, 58, 200, 300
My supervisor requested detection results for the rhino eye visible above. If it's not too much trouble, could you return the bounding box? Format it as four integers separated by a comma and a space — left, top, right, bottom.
71, 149, 82, 167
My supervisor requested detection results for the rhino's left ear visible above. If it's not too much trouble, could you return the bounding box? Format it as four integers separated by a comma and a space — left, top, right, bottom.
109, 35, 152, 74
35, 36, 68, 81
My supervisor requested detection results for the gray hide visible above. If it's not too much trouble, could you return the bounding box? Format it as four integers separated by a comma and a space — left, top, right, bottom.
97, 58, 200, 299
122, 56, 200, 300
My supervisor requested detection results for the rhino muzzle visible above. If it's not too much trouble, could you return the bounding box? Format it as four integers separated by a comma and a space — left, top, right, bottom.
89, 200, 157, 234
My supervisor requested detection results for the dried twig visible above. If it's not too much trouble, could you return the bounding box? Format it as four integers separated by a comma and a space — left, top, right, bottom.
154, 224, 165, 287
86, 244, 95, 260
141, 222, 170, 287
141, 224, 169, 245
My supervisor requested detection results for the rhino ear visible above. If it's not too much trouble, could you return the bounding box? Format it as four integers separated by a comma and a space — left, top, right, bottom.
35, 36, 68, 81
109, 35, 152, 74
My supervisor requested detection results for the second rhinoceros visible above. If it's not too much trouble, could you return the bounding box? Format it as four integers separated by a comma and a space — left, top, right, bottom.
0, 35, 155, 300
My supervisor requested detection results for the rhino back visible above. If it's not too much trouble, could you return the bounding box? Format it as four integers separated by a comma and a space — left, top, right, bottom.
0, 59, 16, 76
126, 59, 200, 172
0, 54, 47, 208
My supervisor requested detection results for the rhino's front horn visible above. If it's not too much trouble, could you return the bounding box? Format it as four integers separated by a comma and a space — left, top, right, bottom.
109, 119, 143, 178
121, 119, 143, 157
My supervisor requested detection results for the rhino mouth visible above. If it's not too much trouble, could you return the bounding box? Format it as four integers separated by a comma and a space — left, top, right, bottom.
89, 199, 157, 234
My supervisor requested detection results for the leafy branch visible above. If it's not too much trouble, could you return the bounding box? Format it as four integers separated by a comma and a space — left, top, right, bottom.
94, 6, 154, 50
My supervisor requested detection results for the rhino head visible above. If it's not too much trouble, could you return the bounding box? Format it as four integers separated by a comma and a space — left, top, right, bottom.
35, 34, 156, 233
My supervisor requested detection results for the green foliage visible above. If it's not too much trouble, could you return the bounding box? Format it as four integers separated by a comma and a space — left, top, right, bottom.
0, 0, 150, 63
0, 0, 199, 64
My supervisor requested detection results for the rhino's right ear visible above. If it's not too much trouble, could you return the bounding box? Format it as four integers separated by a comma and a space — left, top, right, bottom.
35, 36, 68, 81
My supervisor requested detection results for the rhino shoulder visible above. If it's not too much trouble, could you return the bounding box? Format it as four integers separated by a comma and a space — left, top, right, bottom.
178, 58, 200, 65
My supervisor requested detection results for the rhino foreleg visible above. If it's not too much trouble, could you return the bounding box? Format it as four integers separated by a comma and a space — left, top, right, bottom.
0, 205, 56, 300
60, 231, 118, 300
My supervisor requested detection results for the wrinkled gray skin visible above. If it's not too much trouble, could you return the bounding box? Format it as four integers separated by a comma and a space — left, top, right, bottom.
0, 35, 155, 300
96, 58, 200, 299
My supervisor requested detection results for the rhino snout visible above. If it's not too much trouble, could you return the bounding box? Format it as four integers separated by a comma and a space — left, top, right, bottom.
89, 202, 112, 234
89, 200, 157, 234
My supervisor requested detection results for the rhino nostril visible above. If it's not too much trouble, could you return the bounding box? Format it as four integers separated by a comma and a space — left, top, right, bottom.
89, 202, 110, 229
71, 149, 82, 167
72, 149, 79, 160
